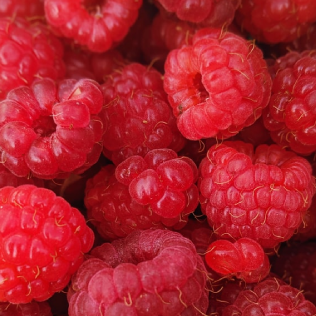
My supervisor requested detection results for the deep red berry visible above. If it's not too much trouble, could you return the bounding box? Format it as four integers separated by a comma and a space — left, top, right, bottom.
0, 0, 44, 19
235, 0, 316, 44
100, 62, 185, 165
198, 141, 316, 248
0, 184, 94, 304
44, 0, 143, 52
163, 27, 272, 140
68, 229, 209, 315
0, 17, 65, 99
0, 300, 52, 316
0, 77, 104, 179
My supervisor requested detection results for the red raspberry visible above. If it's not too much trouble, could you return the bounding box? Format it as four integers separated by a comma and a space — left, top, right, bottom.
272, 242, 316, 306
85, 149, 199, 240
198, 141, 316, 249
154, 0, 241, 28
0, 300, 52, 315
0, 77, 104, 179
163, 28, 272, 140
0, 0, 44, 19
235, 0, 316, 44
99, 62, 185, 165
0, 184, 94, 304
44, 0, 143, 52
221, 277, 316, 315
263, 50, 316, 155
68, 229, 209, 315
0, 17, 65, 99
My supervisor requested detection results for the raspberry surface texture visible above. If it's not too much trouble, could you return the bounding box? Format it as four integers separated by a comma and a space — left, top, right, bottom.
0, 0, 44, 18
85, 148, 199, 240
0, 300, 52, 315
198, 141, 315, 248
0, 184, 94, 304
68, 229, 209, 315
100, 62, 185, 165
235, 0, 316, 44
44, 0, 143, 52
0, 77, 104, 179
0, 17, 65, 99
263, 50, 316, 155
163, 27, 272, 140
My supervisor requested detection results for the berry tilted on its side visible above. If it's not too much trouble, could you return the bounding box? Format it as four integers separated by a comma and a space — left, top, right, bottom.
0, 184, 95, 304
163, 27, 272, 140
198, 140, 316, 249
68, 229, 209, 316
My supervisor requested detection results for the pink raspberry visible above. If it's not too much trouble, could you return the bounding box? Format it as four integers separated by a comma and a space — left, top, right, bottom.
0, 17, 65, 99
272, 242, 316, 306
154, 0, 241, 28
0, 77, 104, 179
85, 149, 199, 240
0, 184, 94, 304
44, 0, 143, 52
99, 62, 185, 165
68, 229, 209, 316
263, 50, 316, 155
198, 141, 316, 249
163, 27, 272, 140
221, 277, 316, 315
0, 0, 44, 18
235, 0, 316, 44
0, 300, 52, 315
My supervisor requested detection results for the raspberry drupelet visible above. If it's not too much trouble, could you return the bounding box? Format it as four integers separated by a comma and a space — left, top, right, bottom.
0, 17, 65, 99
0, 300, 52, 315
163, 27, 272, 140
99, 62, 185, 165
68, 229, 209, 316
0, 77, 104, 179
235, 0, 316, 44
44, 0, 143, 52
198, 140, 316, 249
0, 184, 94, 304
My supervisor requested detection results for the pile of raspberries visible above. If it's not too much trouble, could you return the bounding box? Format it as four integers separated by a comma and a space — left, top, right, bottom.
1, 0, 316, 315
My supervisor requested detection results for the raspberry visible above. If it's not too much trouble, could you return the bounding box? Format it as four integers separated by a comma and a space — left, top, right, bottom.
221, 277, 316, 316
0, 300, 52, 316
68, 229, 209, 315
85, 148, 199, 240
235, 0, 316, 44
0, 17, 65, 99
0, 184, 94, 304
155, 0, 241, 28
44, 0, 143, 52
99, 62, 185, 165
198, 141, 316, 249
263, 50, 316, 155
163, 27, 272, 140
0, 77, 104, 179
272, 242, 316, 306
0, 0, 44, 19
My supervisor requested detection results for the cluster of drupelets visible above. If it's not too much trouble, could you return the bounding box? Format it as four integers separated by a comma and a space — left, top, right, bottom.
1, 0, 316, 315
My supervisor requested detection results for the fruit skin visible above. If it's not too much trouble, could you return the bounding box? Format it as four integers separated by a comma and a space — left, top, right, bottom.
198, 140, 316, 249
0, 17, 65, 99
84, 149, 199, 240
235, 0, 316, 44
44, 0, 143, 53
221, 276, 316, 316
0, 300, 52, 316
163, 27, 272, 140
67, 229, 209, 316
0, 0, 44, 19
99, 62, 185, 165
0, 77, 104, 179
0, 184, 94, 304
263, 50, 316, 155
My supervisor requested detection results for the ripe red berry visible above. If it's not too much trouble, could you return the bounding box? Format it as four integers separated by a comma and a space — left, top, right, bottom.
163, 27, 272, 140
0, 77, 104, 179
0, 0, 44, 19
0, 17, 65, 99
68, 229, 209, 316
0, 184, 94, 304
0, 300, 52, 316
44, 0, 143, 52
198, 141, 316, 249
